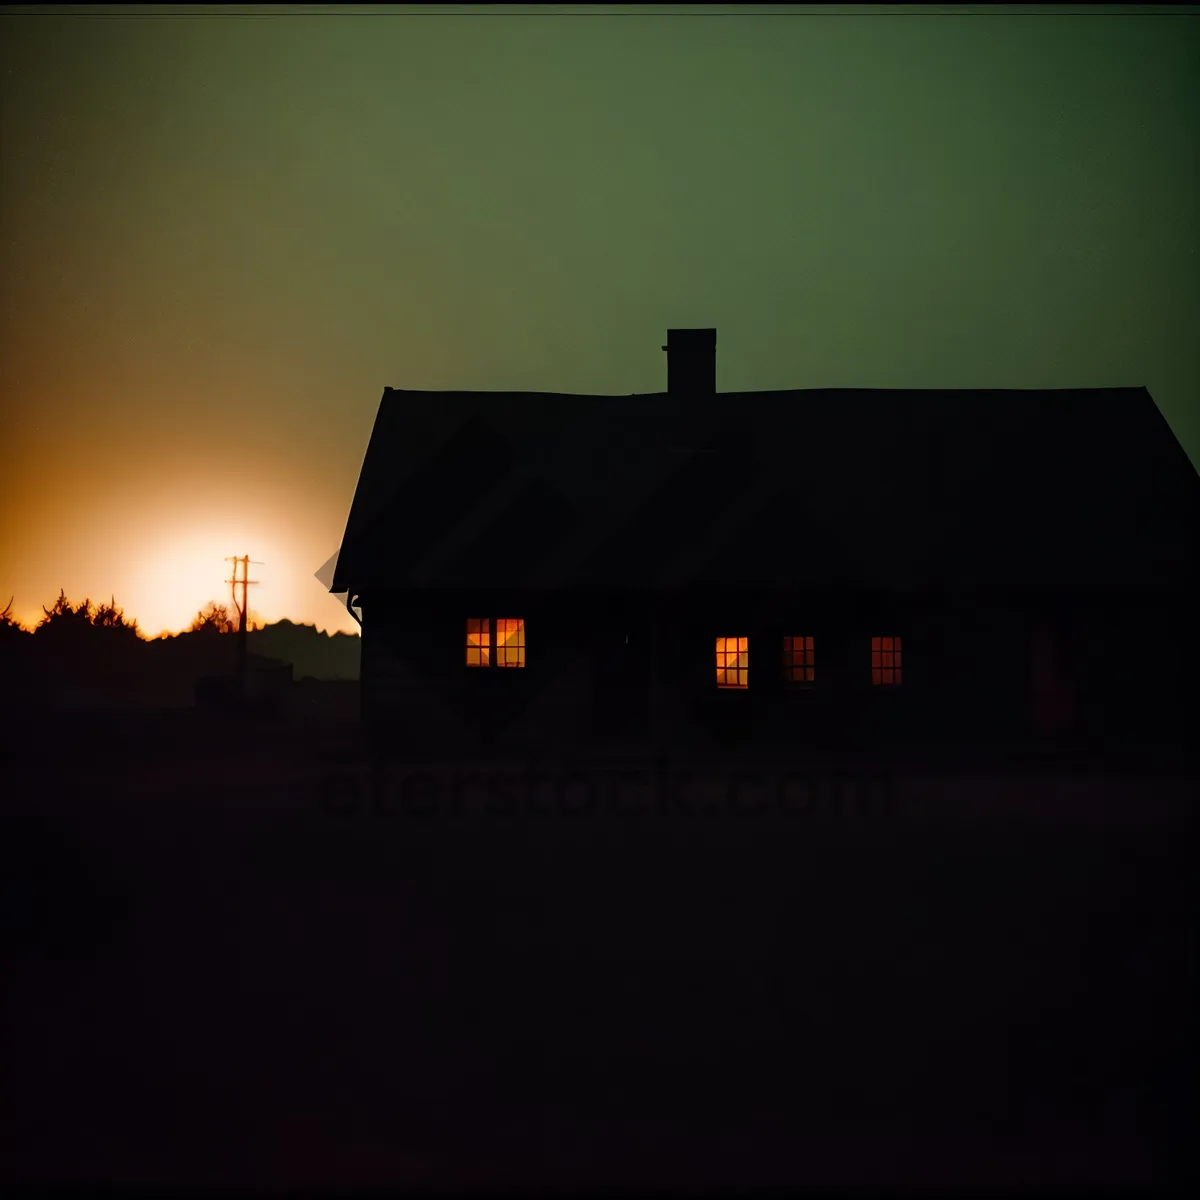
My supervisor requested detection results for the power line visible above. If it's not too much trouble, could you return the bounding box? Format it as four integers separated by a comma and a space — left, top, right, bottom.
225, 555, 264, 632
225, 555, 264, 700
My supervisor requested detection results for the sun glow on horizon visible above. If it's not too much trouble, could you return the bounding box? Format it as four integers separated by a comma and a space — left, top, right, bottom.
5, 554, 362, 639
114, 529, 359, 639
127, 536, 242, 637
4, 488, 361, 639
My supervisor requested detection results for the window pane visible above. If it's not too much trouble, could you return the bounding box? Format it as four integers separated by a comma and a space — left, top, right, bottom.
497, 618, 525, 668
717, 636, 748, 687
873, 636, 901, 682
784, 636, 813, 683
467, 618, 490, 667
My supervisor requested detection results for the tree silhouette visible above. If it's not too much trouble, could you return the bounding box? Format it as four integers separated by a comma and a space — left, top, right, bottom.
35, 590, 92, 636
188, 601, 239, 634
0, 598, 33, 709
28, 591, 141, 696
1, 596, 26, 633
35, 590, 140, 638
91, 595, 141, 637
0, 597, 31, 676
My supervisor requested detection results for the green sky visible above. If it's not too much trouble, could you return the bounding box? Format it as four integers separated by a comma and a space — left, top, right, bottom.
1, 5, 1197, 634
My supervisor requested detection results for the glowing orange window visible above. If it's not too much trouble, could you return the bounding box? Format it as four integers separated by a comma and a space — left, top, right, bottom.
871, 636, 902, 685
783, 636, 814, 683
496, 618, 525, 668
466, 618, 491, 667
716, 636, 748, 689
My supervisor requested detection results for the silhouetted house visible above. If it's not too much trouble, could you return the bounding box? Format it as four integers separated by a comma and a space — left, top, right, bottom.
330, 330, 1199, 761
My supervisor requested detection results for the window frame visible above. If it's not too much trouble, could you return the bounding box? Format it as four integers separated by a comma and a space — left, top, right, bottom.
716, 635, 749, 689
466, 617, 491, 667
782, 635, 816, 685
495, 617, 526, 669
466, 617, 526, 669
871, 635, 902, 686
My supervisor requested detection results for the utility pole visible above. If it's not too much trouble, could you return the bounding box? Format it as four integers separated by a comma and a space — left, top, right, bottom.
225, 555, 263, 699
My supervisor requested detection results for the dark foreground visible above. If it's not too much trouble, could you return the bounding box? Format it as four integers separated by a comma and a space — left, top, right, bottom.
2, 718, 1195, 1191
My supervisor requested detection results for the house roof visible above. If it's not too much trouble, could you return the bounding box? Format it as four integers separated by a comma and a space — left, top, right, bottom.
331, 386, 1200, 598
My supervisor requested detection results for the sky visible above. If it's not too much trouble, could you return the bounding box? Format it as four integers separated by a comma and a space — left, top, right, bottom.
2, 4, 1197, 636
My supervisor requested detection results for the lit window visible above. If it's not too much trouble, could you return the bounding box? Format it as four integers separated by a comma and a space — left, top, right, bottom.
783, 636, 815, 683
716, 636, 748, 688
466, 617, 525, 668
466, 618, 491, 667
496, 618, 525, 668
871, 636, 902, 685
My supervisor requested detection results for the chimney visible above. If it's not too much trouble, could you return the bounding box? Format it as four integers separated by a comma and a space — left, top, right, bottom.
662, 328, 716, 394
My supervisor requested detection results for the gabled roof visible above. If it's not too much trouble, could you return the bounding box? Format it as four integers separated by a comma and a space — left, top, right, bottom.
331, 386, 1200, 598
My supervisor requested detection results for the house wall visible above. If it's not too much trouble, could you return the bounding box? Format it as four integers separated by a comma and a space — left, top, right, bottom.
358, 587, 1190, 761
362, 592, 602, 756
1053, 594, 1191, 746
646, 591, 972, 752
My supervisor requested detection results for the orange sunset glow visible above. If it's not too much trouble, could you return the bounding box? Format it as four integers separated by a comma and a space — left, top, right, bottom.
2, 482, 361, 638
2, 13, 1196, 1194
3, 8, 1197, 646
